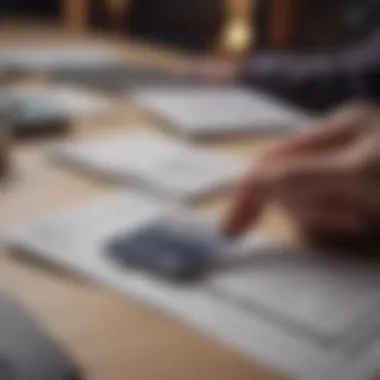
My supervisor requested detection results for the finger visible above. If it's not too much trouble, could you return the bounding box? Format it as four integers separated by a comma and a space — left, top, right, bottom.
220, 165, 269, 237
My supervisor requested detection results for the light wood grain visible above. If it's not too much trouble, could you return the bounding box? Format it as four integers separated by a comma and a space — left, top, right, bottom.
0, 22, 288, 380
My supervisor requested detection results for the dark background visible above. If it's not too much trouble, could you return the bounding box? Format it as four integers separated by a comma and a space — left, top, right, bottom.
1, 0, 379, 52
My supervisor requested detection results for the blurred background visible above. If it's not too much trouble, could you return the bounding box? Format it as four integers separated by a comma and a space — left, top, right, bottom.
0, 2, 380, 380
1, 0, 380, 54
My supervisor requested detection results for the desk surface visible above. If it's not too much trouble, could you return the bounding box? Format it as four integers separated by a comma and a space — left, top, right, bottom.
0, 22, 292, 380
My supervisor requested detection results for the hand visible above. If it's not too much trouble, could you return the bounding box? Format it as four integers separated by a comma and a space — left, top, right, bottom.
221, 104, 380, 242
172, 57, 239, 85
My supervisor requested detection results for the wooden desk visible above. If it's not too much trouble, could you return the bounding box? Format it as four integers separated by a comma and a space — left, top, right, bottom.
0, 23, 290, 380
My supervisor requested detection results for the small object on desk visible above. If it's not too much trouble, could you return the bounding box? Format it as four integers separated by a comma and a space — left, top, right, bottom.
9, 85, 110, 137
106, 215, 220, 281
12, 93, 71, 138
0, 295, 82, 380
12, 86, 113, 120
131, 86, 309, 140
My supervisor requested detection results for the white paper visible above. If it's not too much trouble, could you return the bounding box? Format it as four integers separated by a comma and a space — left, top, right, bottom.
50, 64, 200, 92
6, 192, 380, 380
210, 259, 380, 339
51, 130, 248, 201
131, 87, 310, 138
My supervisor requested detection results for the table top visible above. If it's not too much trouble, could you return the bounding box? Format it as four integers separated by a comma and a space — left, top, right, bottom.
0, 22, 293, 380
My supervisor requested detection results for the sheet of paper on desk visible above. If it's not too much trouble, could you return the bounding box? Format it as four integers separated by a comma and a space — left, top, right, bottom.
130, 87, 310, 139
50, 64, 202, 92
0, 46, 123, 71
12, 86, 113, 118
50, 130, 247, 201
6, 191, 380, 380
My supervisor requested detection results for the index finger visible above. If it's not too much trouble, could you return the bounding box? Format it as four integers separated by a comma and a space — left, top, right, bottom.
220, 163, 269, 237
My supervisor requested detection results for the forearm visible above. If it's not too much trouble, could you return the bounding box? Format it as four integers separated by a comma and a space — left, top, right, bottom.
239, 32, 380, 112
239, 53, 345, 111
